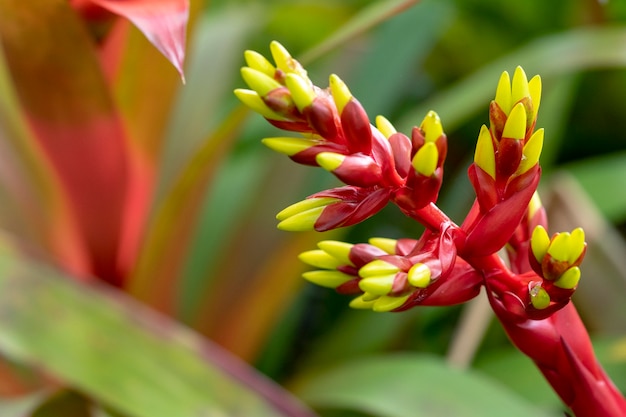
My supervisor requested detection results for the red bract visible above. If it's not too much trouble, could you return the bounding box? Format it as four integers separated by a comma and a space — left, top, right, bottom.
238, 42, 626, 416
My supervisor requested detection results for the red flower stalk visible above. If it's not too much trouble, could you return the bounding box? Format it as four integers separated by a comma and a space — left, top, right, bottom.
236, 41, 626, 416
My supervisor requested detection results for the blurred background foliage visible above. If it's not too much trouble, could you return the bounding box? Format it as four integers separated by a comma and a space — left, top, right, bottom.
1, 0, 626, 416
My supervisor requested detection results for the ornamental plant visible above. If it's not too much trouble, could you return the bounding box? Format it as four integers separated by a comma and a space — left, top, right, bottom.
236, 41, 626, 417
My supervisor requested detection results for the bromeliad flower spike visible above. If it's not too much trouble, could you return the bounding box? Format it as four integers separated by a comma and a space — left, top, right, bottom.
235, 41, 626, 416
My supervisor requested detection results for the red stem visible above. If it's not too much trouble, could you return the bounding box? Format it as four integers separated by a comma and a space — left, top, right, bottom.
464, 251, 626, 416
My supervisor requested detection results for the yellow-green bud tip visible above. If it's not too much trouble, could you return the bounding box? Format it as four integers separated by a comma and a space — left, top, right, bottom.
531, 225, 550, 263
517, 128, 544, 174
358, 275, 396, 296
529, 75, 542, 121
316, 152, 345, 172
270, 41, 293, 73
554, 266, 581, 289
329, 74, 352, 114
244, 50, 275, 77
569, 228, 586, 263
277, 206, 324, 231
240, 67, 282, 97
511, 66, 530, 106
407, 263, 431, 288
298, 249, 343, 270
262, 137, 317, 156
547, 228, 586, 264
420, 111, 443, 143
285, 73, 316, 112
276, 197, 339, 231
530, 284, 550, 310
359, 259, 400, 278
495, 70, 512, 115
302, 270, 353, 288
375, 115, 397, 139
527, 192, 543, 220
276, 197, 338, 221
317, 240, 354, 266
234, 89, 286, 121
368, 237, 397, 254
502, 102, 527, 140
372, 294, 409, 312
412, 142, 439, 177
349, 294, 377, 310
474, 124, 496, 179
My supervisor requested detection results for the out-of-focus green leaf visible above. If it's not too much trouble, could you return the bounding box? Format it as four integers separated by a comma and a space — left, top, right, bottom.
473, 347, 562, 411
128, 5, 261, 312
0, 235, 316, 417
177, 145, 277, 320
561, 152, 626, 224
297, 310, 417, 370
155, 5, 263, 200
0, 391, 47, 417
30, 390, 92, 417
397, 26, 626, 133
530, 73, 580, 169
298, 0, 419, 65
290, 354, 557, 417
347, 0, 453, 117
593, 336, 626, 391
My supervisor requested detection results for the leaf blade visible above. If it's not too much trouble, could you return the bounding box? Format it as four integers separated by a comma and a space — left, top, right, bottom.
0, 234, 316, 417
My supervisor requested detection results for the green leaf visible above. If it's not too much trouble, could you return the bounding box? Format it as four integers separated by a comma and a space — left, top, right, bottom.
474, 347, 562, 411
346, 0, 454, 117
291, 354, 557, 417
128, 5, 262, 311
297, 310, 418, 370
397, 26, 626, 133
298, 0, 420, 65
0, 234, 315, 417
0, 391, 48, 417
155, 5, 264, 199
562, 151, 626, 224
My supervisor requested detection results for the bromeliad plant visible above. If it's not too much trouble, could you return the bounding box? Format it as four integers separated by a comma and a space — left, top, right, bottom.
236, 41, 626, 417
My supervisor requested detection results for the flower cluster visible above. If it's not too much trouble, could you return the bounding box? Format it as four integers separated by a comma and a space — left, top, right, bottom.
236, 41, 626, 417
236, 41, 564, 314
236, 41, 446, 233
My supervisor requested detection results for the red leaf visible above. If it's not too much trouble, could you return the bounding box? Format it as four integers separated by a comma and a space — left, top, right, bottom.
73, 0, 189, 79
0, 0, 142, 285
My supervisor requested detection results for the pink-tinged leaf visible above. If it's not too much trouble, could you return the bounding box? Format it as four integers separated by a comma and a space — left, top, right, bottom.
108, 0, 205, 166
73, 0, 189, 79
127, 107, 248, 314
0, 43, 89, 277
0, 234, 317, 417
0, 0, 138, 286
